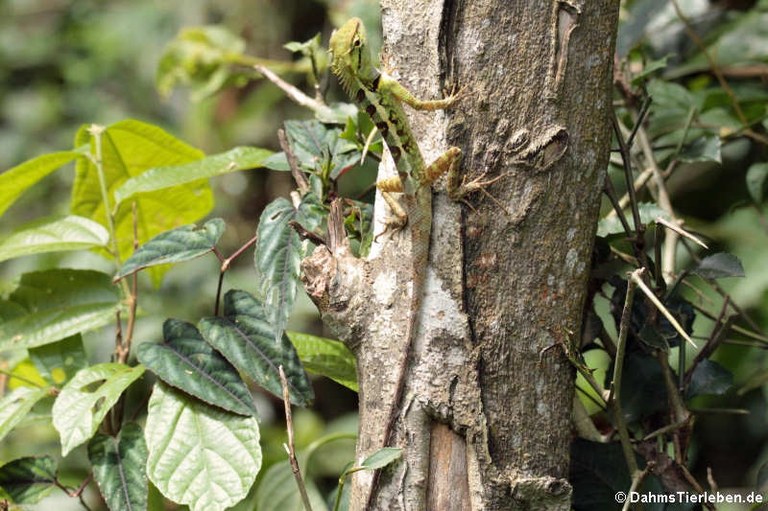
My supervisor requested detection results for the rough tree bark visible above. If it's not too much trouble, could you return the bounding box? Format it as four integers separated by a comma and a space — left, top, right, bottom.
302, 1, 619, 509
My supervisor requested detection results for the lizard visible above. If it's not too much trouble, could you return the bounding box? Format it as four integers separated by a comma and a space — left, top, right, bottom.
329, 17, 500, 502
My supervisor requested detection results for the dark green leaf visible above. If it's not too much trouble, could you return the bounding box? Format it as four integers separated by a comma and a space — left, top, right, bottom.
358, 447, 402, 471
254, 196, 323, 342
630, 55, 669, 84
693, 252, 745, 280
88, 423, 148, 511
199, 290, 314, 406
0, 269, 121, 351
283, 120, 358, 176
29, 334, 88, 385
746, 163, 768, 204
137, 319, 257, 416
0, 215, 109, 263
52, 363, 146, 456
0, 151, 80, 217
288, 332, 357, 392
687, 360, 733, 399
0, 456, 57, 504
597, 203, 668, 237
114, 147, 273, 205
616, 352, 667, 423
676, 134, 721, 163
115, 218, 225, 280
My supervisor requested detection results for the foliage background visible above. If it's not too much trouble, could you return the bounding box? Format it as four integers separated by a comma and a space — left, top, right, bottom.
0, 0, 767, 509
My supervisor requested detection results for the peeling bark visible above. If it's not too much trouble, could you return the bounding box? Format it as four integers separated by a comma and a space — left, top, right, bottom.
302, 1, 619, 509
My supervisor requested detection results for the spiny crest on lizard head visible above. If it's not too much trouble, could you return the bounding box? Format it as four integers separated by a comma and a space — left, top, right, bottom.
329, 17, 374, 95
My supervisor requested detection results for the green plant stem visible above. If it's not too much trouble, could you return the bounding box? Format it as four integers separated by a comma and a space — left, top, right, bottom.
87, 125, 131, 297
0, 368, 47, 389
612, 268, 642, 477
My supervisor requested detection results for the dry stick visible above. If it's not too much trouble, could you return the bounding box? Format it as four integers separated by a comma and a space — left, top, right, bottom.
279, 365, 313, 511
255, 64, 336, 120
278, 128, 310, 195
611, 268, 643, 477
621, 465, 651, 511
611, 115, 644, 237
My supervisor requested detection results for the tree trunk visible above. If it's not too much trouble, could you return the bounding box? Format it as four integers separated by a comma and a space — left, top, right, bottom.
302, 1, 619, 509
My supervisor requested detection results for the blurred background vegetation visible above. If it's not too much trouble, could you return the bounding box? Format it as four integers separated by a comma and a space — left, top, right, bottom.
0, 0, 767, 509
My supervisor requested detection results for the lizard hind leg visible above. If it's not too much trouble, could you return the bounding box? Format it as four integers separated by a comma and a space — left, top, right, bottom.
375, 177, 409, 240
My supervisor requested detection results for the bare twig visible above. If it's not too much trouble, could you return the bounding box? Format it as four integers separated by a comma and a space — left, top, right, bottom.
621, 465, 651, 511
278, 128, 310, 194
255, 64, 337, 120
611, 268, 643, 477
279, 365, 313, 511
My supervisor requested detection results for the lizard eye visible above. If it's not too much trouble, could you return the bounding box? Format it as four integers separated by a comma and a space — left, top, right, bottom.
353, 37, 361, 47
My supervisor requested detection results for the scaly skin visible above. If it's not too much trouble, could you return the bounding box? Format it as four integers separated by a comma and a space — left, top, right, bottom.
329, 17, 462, 501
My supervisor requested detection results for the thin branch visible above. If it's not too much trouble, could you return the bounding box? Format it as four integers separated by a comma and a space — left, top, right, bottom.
278, 128, 310, 195
631, 272, 697, 348
279, 365, 313, 511
611, 268, 642, 477
611, 115, 643, 238
621, 465, 651, 511
255, 64, 337, 120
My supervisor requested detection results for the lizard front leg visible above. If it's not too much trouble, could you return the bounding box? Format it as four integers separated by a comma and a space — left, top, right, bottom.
378, 73, 462, 111
375, 146, 464, 233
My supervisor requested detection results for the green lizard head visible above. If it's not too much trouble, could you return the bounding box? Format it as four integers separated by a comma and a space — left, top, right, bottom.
329, 17, 373, 93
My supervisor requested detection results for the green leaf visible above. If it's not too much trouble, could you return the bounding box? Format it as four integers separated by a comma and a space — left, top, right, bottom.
283, 120, 358, 176
254, 196, 324, 341
693, 252, 745, 280
287, 332, 357, 392
0, 215, 109, 263
0, 269, 121, 352
0, 456, 57, 504
28, 334, 89, 386
596, 203, 669, 237
676, 134, 721, 163
114, 147, 273, 206
358, 447, 402, 471
199, 290, 314, 406
0, 151, 80, 217
255, 459, 328, 511
71, 119, 212, 285
746, 162, 768, 204
52, 363, 145, 456
0, 387, 49, 443
137, 319, 257, 417
115, 218, 225, 280
88, 423, 148, 511
687, 360, 733, 399
145, 382, 262, 511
